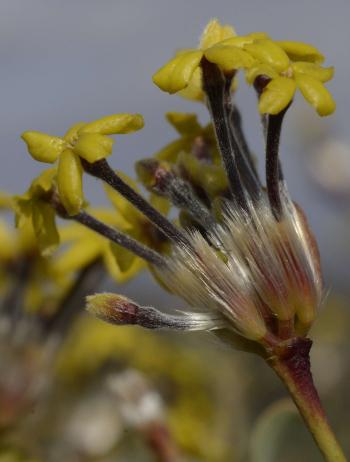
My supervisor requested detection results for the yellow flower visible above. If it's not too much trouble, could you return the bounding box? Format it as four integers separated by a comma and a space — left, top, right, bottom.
14, 169, 59, 257
153, 19, 255, 95
276, 41, 325, 63
144, 112, 228, 200
21, 114, 144, 215
0, 192, 70, 312
154, 112, 218, 163
245, 40, 335, 116
176, 152, 228, 200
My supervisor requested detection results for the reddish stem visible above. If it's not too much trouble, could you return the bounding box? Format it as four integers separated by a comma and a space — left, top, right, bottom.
268, 337, 347, 462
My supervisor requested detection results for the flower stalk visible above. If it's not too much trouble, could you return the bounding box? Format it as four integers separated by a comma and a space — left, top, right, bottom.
229, 104, 258, 180
50, 193, 167, 267
265, 108, 289, 219
201, 58, 247, 209
268, 338, 347, 462
223, 78, 261, 201
136, 158, 216, 230
73, 210, 166, 267
81, 158, 188, 246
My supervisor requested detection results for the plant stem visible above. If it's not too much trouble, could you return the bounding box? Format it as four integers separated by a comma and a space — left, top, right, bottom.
50, 194, 166, 267
268, 337, 347, 462
144, 422, 180, 462
73, 210, 166, 267
265, 109, 288, 220
81, 158, 188, 246
201, 59, 247, 210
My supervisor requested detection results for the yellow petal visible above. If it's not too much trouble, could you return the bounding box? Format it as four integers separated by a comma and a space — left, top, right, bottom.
204, 45, 255, 72
245, 63, 278, 85
104, 171, 143, 227
152, 50, 203, 94
31, 200, 59, 256
177, 152, 228, 198
57, 150, 84, 215
59, 210, 129, 242
64, 122, 86, 143
259, 77, 296, 115
29, 168, 56, 196
79, 114, 144, 135
104, 242, 145, 283
220, 32, 270, 48
199, 19, 236, 49
295, 74, 336, 116
248, 32, 271, 41
59, 221, 87, 242
14, 197, 32, 228
15, 170, 56, 229
291, 62, 334, 83
94, 208, 133, 231
16, 220, 37, 252
276, 41, 324, 64
178, 67, 204, 102
155, 138, 193, 163
21, 131, 66, 163
149, 193, 171, 215
73, 133, 114, 162
244, 40, 290, 72
55, 239, 101, 274
166, 112, 201, 135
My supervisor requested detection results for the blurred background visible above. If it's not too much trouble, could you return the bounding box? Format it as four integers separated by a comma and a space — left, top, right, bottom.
1, 0, 350, 460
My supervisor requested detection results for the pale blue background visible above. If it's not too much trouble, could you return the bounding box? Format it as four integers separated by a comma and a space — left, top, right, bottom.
1, 0, 350, 302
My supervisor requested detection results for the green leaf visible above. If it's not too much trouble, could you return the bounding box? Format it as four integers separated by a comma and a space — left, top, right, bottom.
250, 399, 298, 462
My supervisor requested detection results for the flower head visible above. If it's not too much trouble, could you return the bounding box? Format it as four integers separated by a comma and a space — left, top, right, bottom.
88, 187, 322, 347
21, 114, 144, 215
159, 194, 322, 341
152, 19, 254, 96
245, 39, 335, 116
15, 169, 59, 257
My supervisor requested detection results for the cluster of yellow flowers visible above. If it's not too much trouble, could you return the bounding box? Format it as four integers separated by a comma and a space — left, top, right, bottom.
153, 19, 335, 116
0, 191, 70, 313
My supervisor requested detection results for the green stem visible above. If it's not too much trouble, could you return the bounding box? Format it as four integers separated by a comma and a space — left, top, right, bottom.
268, 338, 347, 462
